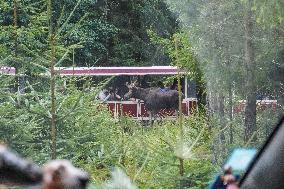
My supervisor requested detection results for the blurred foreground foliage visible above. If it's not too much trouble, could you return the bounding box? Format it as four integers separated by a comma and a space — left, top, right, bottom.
0, 78, 215, 188
0, 77, 282, 188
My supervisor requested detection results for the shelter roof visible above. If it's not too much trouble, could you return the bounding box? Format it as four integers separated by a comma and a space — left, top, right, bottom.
0, 67, 16, 75
54, 66, 186, 76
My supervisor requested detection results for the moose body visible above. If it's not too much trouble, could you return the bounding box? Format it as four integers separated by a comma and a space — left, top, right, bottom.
124, 84, 180, 122
145, 89, 179, 114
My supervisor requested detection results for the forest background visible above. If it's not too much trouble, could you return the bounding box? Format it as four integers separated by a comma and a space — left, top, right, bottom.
0, 0, 283, 188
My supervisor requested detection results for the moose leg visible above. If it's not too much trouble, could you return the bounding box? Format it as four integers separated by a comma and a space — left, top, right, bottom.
152, 113, 156, 126
152, 112, 159, 126
156, 114, 163, 125
173, 109, 178, 116
149, 111, 152, 127
148, 111, 154, 127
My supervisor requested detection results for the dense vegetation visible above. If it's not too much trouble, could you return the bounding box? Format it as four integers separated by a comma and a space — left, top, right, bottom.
0, 0, 283, 188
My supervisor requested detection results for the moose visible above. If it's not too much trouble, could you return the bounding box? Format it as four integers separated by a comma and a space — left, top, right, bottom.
124, 82, 182, 124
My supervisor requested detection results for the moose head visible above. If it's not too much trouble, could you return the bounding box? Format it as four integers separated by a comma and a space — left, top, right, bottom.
124, 81, 139, 100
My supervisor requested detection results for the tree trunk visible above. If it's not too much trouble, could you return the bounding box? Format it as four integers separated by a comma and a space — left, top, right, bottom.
50, 35, 56, 160
228, 81, 233, 144
244, 0, 257, 142
175, 37, 185, 178
208, 86, 219, 116
13, 0, 18, 56
206, 82, 220, 165
195, 65, 207, 113
219, 92, 226, 141
48, 0, 57, 159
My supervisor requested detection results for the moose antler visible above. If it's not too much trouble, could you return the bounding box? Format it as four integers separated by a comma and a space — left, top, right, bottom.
126, 81, 137, 88
134, 80, 139, 86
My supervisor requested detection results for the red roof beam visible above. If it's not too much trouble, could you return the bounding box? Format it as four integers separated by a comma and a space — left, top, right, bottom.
0, 67, 16, 75
54, 66, 186, 76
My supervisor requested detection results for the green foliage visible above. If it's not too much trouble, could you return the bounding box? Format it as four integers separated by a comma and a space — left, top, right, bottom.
148, 31, 197, 71
252, 0, 284, 27
0, 0, 179, 68
82, 114, 215, 189
0, 82, 216, 188
148, 30, 207, 108
103, 0, 179, 66
0, 0, 283, 188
